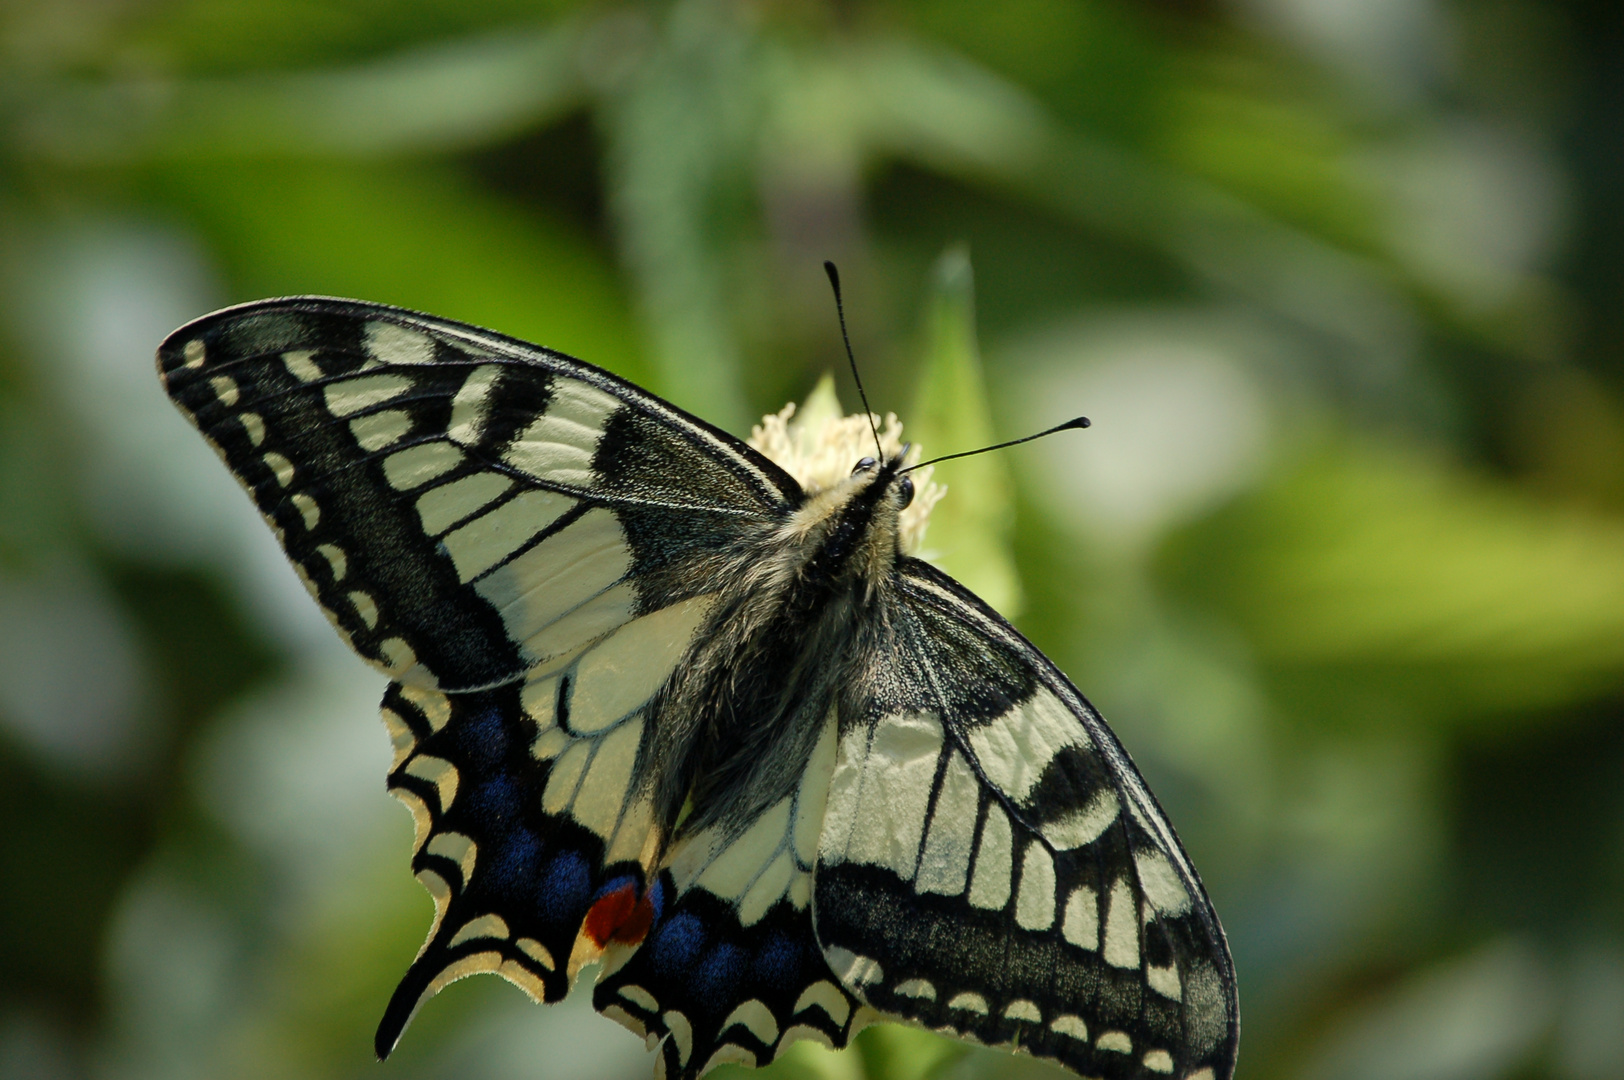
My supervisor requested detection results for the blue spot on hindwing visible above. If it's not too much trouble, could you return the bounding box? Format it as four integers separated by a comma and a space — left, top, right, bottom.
594, 873, 638, 901
651, 911, 705, 974
454, 701, 509, 769
468, 774, 521, 822
691, 942, 744, 1001
488, 829, 540, 895
752, 931, 800, 989
535, 850, 591, 924
646, 874, 669, 925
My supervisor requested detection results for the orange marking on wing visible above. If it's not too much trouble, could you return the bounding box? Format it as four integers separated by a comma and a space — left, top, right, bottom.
612, 891, 655, 945
583, 883, 655, 948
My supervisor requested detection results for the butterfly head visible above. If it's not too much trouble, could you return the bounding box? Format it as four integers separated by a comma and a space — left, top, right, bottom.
772, 452, 917, 594
850, 453, 914, 510
750, 394, 941, 561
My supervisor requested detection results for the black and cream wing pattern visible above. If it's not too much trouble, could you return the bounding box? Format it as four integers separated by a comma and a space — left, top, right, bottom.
810, 561, 1236, 1079
158, 296, 1237, 1080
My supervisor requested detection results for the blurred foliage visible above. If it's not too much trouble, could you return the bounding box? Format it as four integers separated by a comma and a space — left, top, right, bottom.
0, 2, 1622, 1080
908, 246, 1023, 616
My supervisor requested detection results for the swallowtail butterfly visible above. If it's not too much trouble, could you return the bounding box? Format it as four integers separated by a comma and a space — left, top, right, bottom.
158, 296, 1237, 1080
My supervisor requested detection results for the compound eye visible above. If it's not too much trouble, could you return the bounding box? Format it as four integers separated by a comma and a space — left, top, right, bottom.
852, 456, 877, 474
897, 475, 915, 509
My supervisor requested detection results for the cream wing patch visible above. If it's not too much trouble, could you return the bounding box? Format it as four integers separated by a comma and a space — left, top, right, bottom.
522, 596, 714, 865
1042, 787, 1120, 850
324, 371, 414, 417
475, 507, 635, 666
914, 749, 980, 896
442, 490, 576, 583
965, 688, 1089, 804
820, 711, 943, 879
366, 318, 440, 367
967, 803, 1013, 911
570, 599, 714, 734
505, 379, 622, 489
416, 473, 514, 537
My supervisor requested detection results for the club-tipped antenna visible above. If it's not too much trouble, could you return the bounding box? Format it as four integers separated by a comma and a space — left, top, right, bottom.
824, 261, 884, 461
905, 416, 1092, 472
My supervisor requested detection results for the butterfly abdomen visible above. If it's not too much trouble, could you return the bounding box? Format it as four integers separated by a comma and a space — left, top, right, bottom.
643, 578, 859, 839
634, 462, 912, 848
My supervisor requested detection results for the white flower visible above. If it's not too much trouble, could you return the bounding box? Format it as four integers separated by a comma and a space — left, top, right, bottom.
748, 378, 944, 555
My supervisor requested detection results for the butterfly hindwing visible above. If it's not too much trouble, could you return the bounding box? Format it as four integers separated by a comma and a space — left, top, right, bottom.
378, 680, 582, 1045
156, 298, 794, 692
813, 561, 1239, 1080
594, 713, 866, 1078
375, 591, 721, 1054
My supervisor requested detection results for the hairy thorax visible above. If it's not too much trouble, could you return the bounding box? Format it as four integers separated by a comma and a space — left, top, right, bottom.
643, 462, 910, 846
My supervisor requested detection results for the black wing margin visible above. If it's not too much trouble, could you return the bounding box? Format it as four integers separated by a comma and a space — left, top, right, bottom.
814, 559, 1238, 1080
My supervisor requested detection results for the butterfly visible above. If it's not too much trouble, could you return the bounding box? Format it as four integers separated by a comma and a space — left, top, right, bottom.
158, 295, 1237, 1080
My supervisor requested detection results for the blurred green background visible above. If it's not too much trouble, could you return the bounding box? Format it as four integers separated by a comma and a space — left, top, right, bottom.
1, 1, 1621, 1079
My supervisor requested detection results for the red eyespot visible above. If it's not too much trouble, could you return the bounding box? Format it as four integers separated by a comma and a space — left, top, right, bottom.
583, 882, 655, 947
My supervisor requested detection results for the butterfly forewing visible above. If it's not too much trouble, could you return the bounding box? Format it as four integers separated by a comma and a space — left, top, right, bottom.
157, 298, 793, 690
812, 561, 1238, 1080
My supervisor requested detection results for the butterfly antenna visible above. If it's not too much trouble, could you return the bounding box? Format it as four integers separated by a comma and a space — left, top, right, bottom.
906, 416, 1092, 471
824, 261, 884, 460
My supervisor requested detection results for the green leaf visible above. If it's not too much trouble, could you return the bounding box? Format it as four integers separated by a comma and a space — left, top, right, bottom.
855, 1024, 969, 1080
798, 373, 847, 442
709, 1022, 969, 1080
908, 246, 1022, 616
720, 1036, 868, 1080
